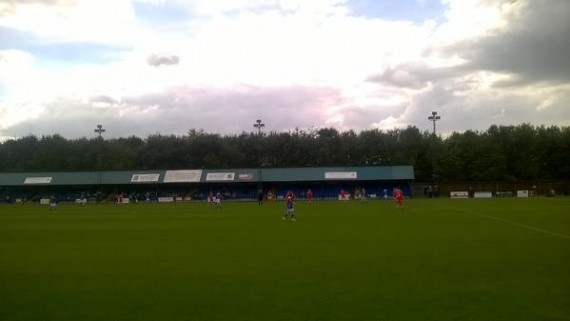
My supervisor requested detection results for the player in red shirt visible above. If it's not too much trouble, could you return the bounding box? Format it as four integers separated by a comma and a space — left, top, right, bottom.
306, 188, 313, 202
393, 187, 404, 209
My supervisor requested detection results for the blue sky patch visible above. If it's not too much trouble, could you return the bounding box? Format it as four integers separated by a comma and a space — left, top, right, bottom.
347, 0, 446, 22
133, 2, 191, 26
0, 26, 128, 68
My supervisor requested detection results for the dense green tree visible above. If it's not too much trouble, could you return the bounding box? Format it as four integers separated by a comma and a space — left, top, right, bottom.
1, 124, 568, 181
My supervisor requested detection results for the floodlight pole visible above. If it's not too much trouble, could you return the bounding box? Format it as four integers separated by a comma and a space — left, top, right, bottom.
428, 111, 440, 137
253, 119, 265, 196
254, 119, 265, 136
427, 111, 441, 196
94, 124, 106, 138
94, 124, 105, 193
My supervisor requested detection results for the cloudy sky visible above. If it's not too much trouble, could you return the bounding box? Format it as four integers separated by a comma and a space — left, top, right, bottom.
0, 0, 569, 140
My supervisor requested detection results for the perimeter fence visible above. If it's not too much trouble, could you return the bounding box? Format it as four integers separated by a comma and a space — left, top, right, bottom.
410, 181, 569, 198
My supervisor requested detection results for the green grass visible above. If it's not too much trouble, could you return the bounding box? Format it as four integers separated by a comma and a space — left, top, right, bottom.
1, 198, 569, 321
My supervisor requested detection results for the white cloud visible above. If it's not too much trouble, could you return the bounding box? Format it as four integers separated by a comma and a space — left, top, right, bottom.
0, 0, 568, 140
0, 0, 139, 45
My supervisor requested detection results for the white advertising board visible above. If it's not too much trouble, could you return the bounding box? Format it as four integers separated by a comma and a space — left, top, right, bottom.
131, 173, 160, 183
474, 191, 493, 198
158, 197, 175, 203
517, 190, 529, 198
238, 173, 254, 180
325, 172, 357, 180
24, 177, 52, 184
164, 170, 202, 183
450, 191, 469, 199
206, 172, 235, 181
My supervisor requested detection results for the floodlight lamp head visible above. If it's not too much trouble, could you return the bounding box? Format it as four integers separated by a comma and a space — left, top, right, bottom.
254, 119, 265, 129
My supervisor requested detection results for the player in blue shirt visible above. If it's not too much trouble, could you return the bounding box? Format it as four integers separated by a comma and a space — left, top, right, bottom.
214, 192, 222, 209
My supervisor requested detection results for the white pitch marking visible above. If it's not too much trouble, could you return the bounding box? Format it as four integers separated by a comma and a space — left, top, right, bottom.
446, 206, 570, 239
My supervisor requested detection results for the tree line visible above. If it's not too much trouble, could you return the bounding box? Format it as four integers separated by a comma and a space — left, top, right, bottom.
0, 124, 568, 182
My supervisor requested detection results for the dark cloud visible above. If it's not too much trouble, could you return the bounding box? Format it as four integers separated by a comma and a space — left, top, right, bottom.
367, 63, 461, 88
400, 82, 570, 136
363, 0, 570, 134
147, 54, 180, 67
369, 0, 569, 89
453, 0, 570, 85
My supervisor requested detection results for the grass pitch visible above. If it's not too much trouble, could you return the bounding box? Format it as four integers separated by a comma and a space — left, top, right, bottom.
1, 198, 569, 321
